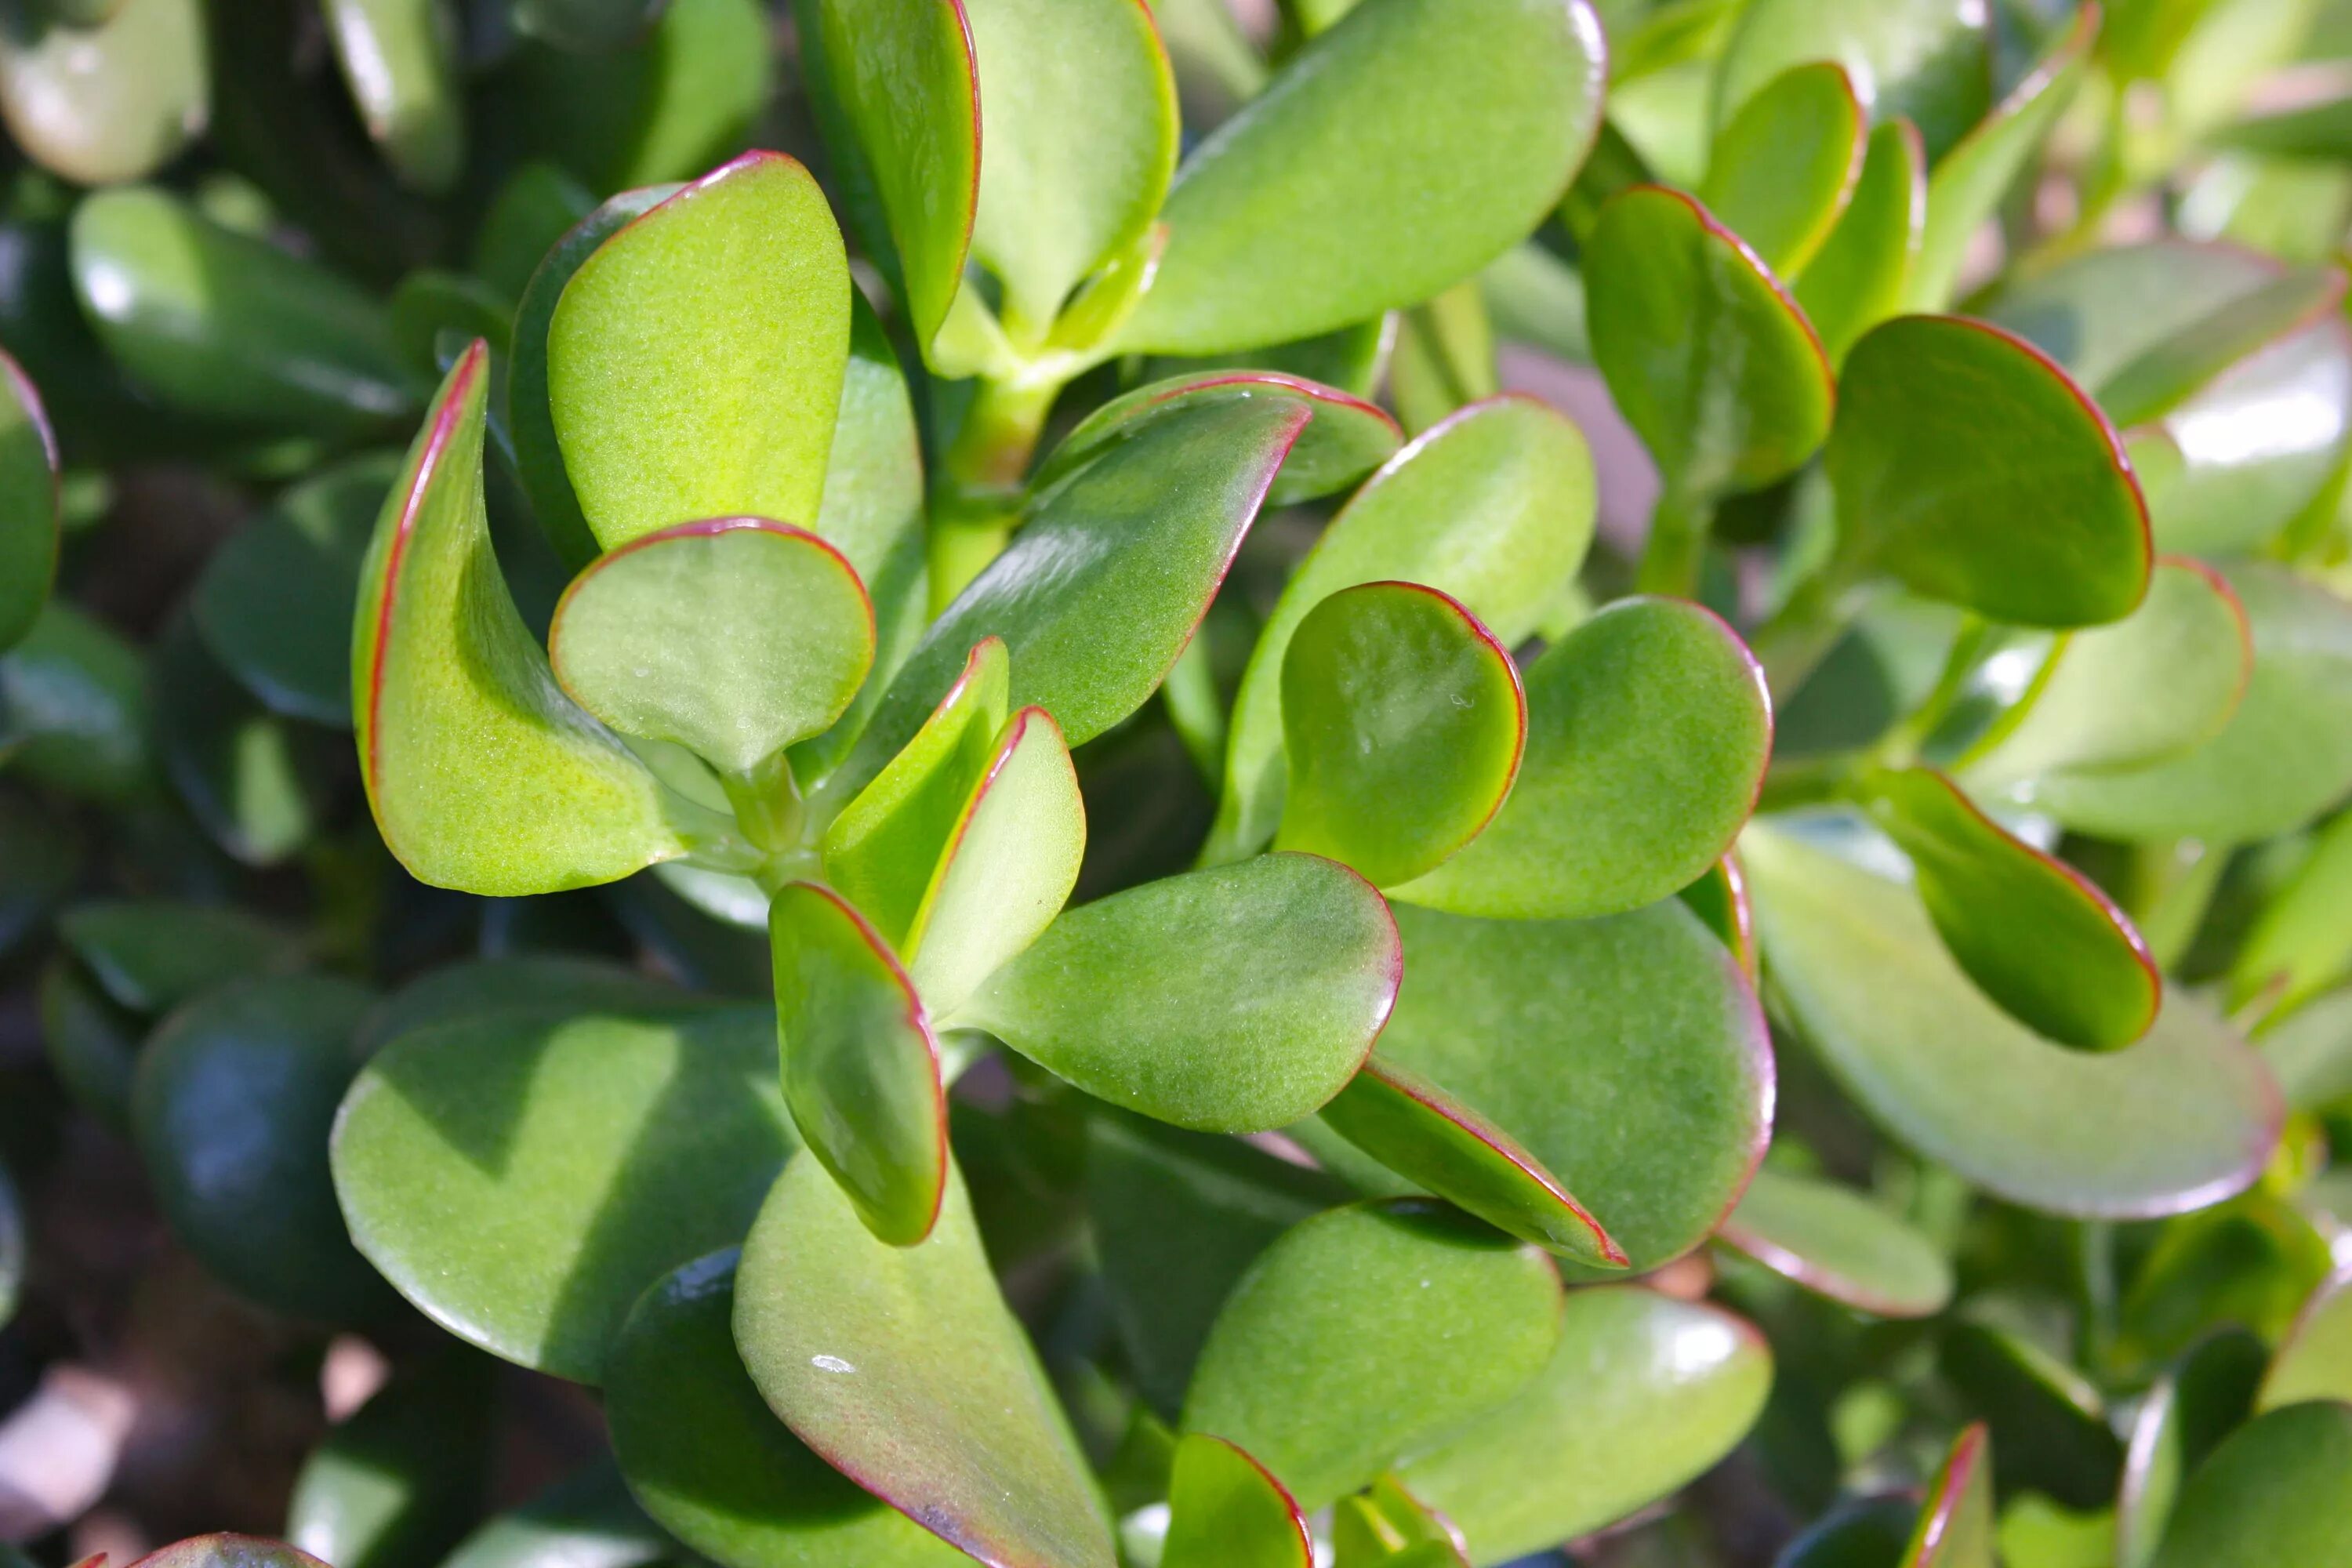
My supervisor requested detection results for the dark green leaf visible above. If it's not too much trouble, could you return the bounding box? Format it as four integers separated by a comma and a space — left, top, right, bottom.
0, 350, 56, 653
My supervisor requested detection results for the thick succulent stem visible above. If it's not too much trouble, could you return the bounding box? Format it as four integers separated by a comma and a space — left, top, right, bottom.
928, 373, 1064, 612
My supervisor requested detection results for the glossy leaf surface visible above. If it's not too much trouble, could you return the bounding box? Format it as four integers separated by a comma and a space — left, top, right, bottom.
321, 0, 463, 194
1714, 0, 1988, 161
0, 350, 56, 653
1182, 1200, 1563, 1509
1319, 1056, 1623, 1267
2025, 564, 2352, 844
1828, 315, 2151, 627
1900, 1425, 1994, 1568
2145, 1402, 2352, 1568
1036, 372, 1402, 508
1963, 557, 2251, 791
1586, 185, 1833, 503
0, 0, 207, 186
605, 1251, 972, 1567
153, 619, 328, 868
71, 187, 416, 437
1369, 900, 1769, 1273
1717, 1167, 1953, 1318
771, 881, 946, 1247
1866, 768, 2158, 1050
1700, 62, 1864, 278
193, 456, 395, 728
1121, 0, 1605, 354
132, 975, 390, 1323
332, 1006, 794, 1382
735, 1152, 1116, 1568
1795, 118, 1925, 364
1394, 597, 1770, 920
1211, 396, 1595, 862
840, 394, 1307, 799
1275, 583, 1525, 889
953, 854, 1397, 1132
1743, 823, 2278, 1217
548, 153, 849, 551
551, 519, 873, 773
1161, 1435, 1312, 1568
1397, 1287, 1771, 1563
355, 346, 691, 897
902, 705, 1085, 1018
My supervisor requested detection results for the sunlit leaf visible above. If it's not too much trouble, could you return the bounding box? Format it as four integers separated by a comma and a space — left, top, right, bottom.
1162, 1435, 1312, 1568
1700, 61, 1864, 278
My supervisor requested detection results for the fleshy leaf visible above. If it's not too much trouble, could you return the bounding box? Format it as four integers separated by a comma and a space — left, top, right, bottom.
1394, 597, 1770, 920
1208, 396, 1595, 863
836, 394, 1308, 800
434, 1457, 671, 1568
605, 1251, 973, 1568
2259, 1266, 2352, 1410
126, 1539, 331, 1568
356, 956, 685, 1056
550, 518, 873, 775
964, 0, 1177, 336
1036, 371, 1403, 508
354, 345, 695, 896
901, 705, 1086, 1018
1900, 1425, 1994, 1568
510, 185, 677, 572
1274, 582, 1526, 889
2144, 1402, 2352, 1568
950, 854, 1399, 1133
512, 0, 664, 49
2024, 563, 2352, 844
1331, 1478, 1471, 1568
1864, 768, 2158, 1051
820, 637, 1012, 948
132, 975, 393, 1323
2117, 1329, 2267, 1568
1585, 184, 1834, 504
331, 1006, 794, 1382
1716, 1167, 1953, 1319
0, 0, 208, 186
1396, 1287, 1771, 1563
288, 1352, 493, 1568
193, 456, 397, 728
1679, 853, 1758, 977
1363, 900, 1771, 1273
0, 601, 152, 802
1120, 0, 1606, 354
321, 0, 464, 194
59, 899, 296, 1014
734, 1152, 1117, 1568
1827, 314, 2151, 627
1713, 0, 1989, 162
1085, 1114, 1348, 1419
1181, 1200, 1564, 1509
2095, 266, 2347, 429
0, 350, 57, 653
1318, 1056, 1624, 1268
1161, 1435, 1313, 1568
1794, 118, 1925, 364
548, 152, 849, 551
1962, 557, 2252, 792
1699, 61, 1864, 279
1742, 822, 2279, 1218
2234, 811, 2352, 1016
1904, 6, 2096, 311
771, 882, 946, 1247
71, 186, 417, 437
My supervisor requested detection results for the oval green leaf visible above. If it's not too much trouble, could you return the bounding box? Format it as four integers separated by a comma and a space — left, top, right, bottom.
1714, 0, 1989, 162
1318, 1055, 1624, 1268
332, 1005, 796, 1382
548, 151, 850, 551
1700, 61, 1865, 279
59, 898, 296, 1015
1900, 1425, 1994, 1568
1716, 1167, 1953, 1319
1586, 184, 1835, 505
1393, 597, 1772, 921
2259, 1266, 2352, 1410
2145, 1402, 2352, 1568
288, 1352, 494, 1568
355, 344, 695, 897
1367, 900, 1771, 1273
771, 880, 947, 1247
1864, 768, 2159, 1051
1742, 821, 2279, 1218
1162, 1434, 1312, 1568
735, 1151, 1117, 1568
1182, 1199, 1564, 1510
0, 350, 57, 654
2117, 1328, 2267, 1568
1396, 1286, 1771, 1563
0, 0, 207, 187
1120, 0, 1606, 355
605, 1250, 975, 1568
1208, 394, 1596, 863
1794, 118, 1925, 365
1828, 314, 2151, 627
321, 0, 464, 194
1035, 371, 1403, 508
1274, 582, 1526, 889
949, 853, 1399, 1133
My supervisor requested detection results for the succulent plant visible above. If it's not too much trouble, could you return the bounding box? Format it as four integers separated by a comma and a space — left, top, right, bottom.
7, 2, 2352, 1567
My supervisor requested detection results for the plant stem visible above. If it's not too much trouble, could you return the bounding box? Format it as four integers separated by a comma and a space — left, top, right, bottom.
930, 373, 1064, 612
1875, 614, 1993, 768
719, 752, 804, 854
1749, 554, 1871, 701
1636, 488, 1710, 598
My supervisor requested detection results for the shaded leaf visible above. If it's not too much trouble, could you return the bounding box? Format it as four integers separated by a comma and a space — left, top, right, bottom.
1717, 1167, 1953, 1318
321, 0, 464, 194
1714, 0, 1989, 162
2144, 1402, 2352, 1568
0, 350, 56, 653
288, 1353, 493, 1568
2259, 1265, 2352, 1410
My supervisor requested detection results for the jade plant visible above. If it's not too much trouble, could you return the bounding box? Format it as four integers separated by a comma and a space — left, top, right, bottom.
9, 1, 2352, 1566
